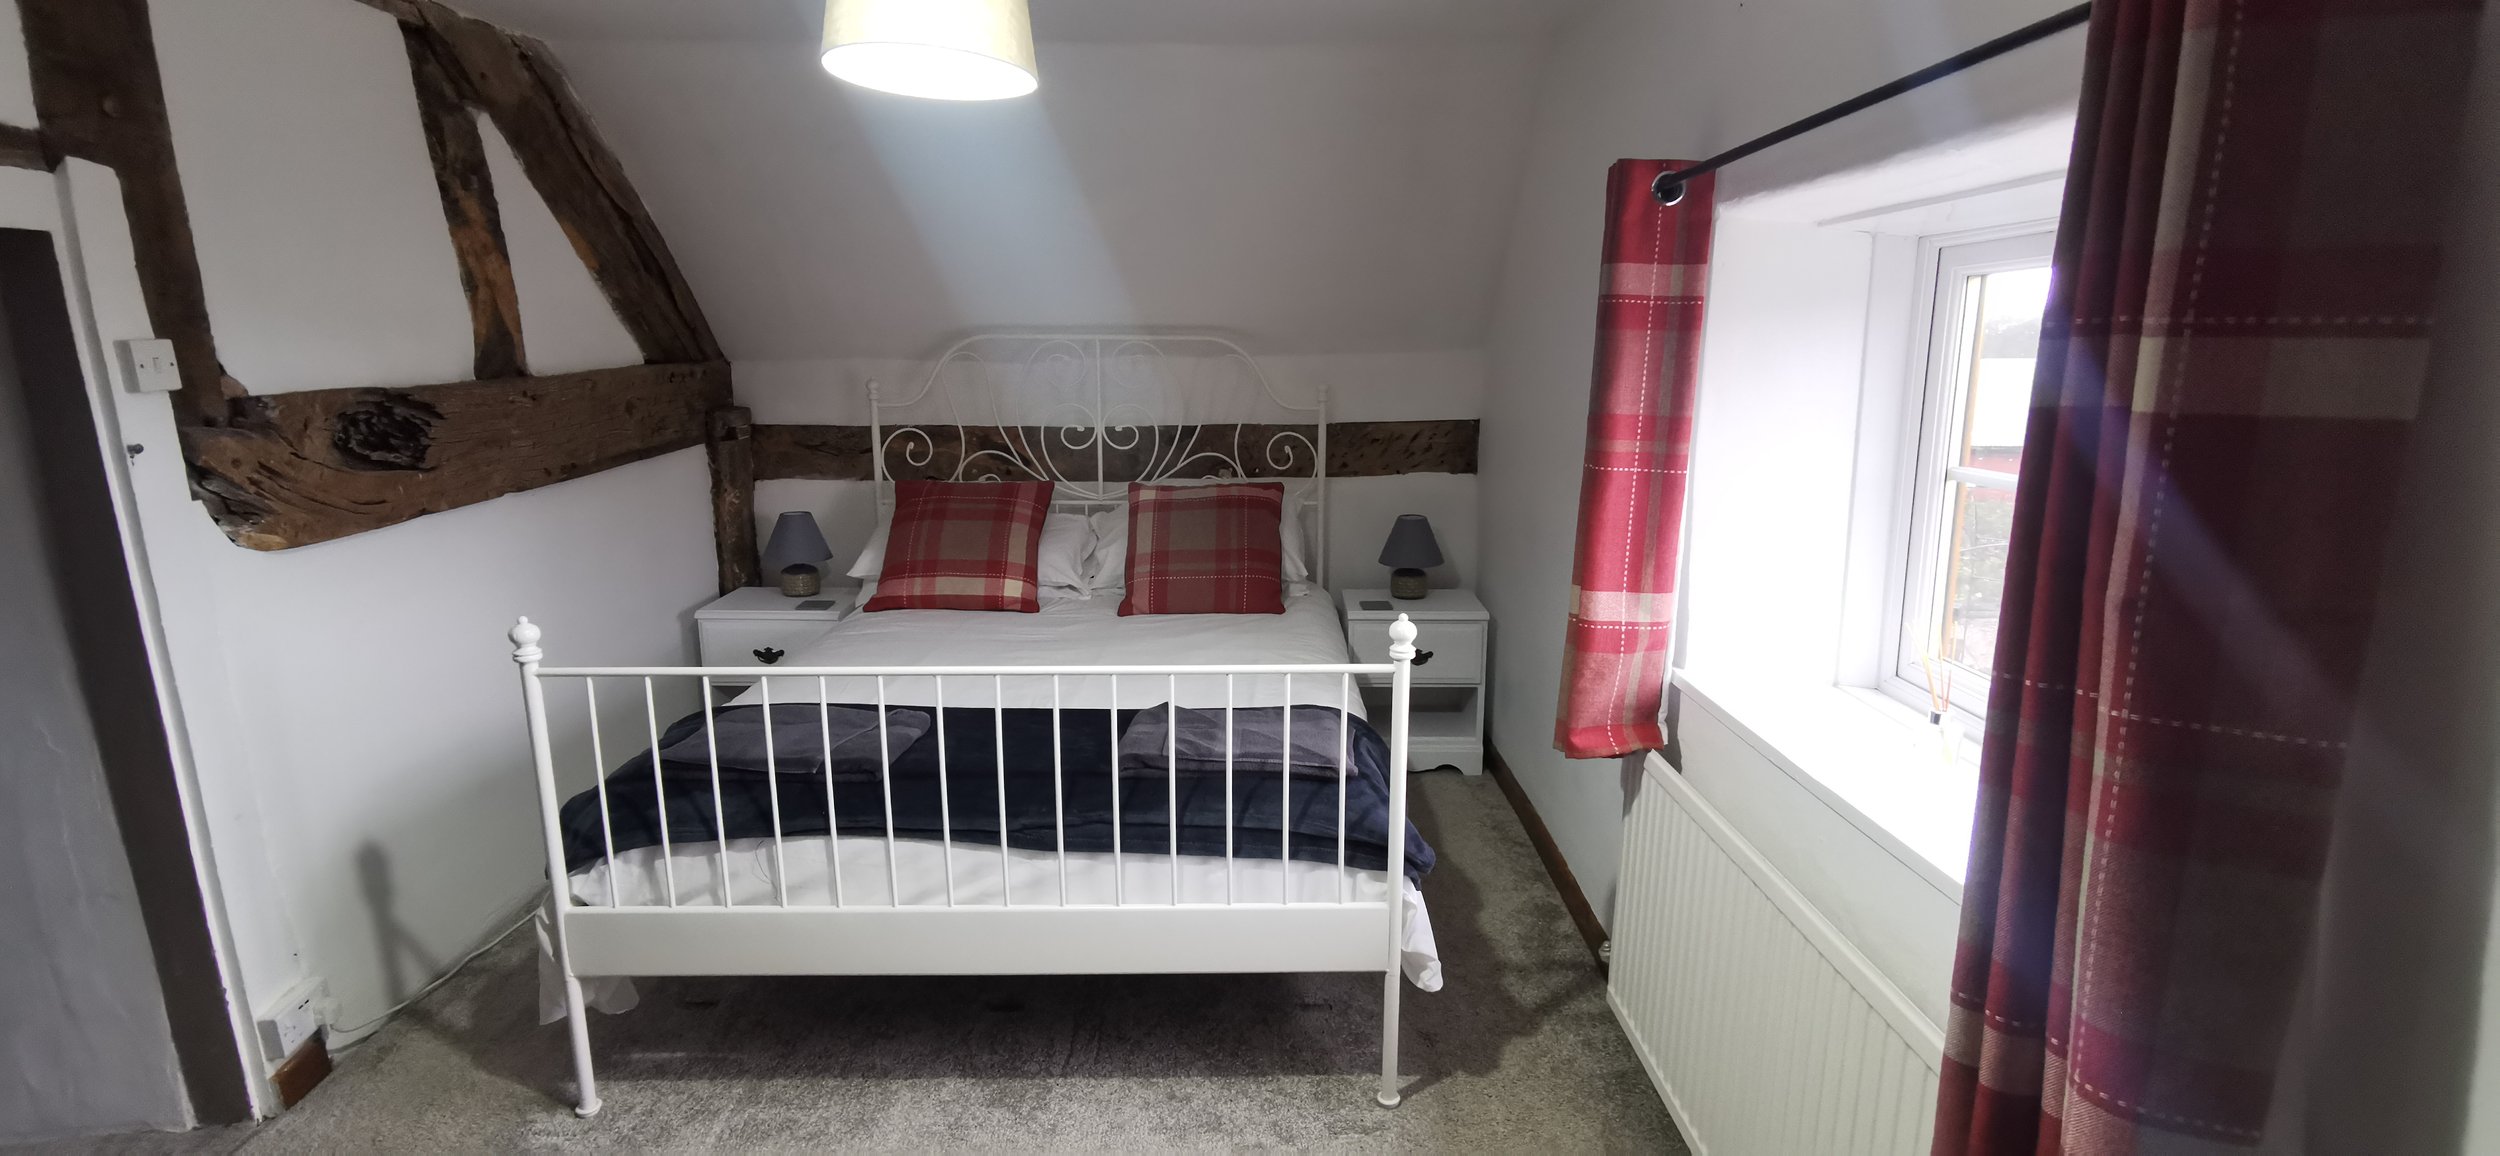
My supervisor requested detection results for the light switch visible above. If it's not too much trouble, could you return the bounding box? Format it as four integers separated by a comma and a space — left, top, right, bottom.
117, 337, 180, 394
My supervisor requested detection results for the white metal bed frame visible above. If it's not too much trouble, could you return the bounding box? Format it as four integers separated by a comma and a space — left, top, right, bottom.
514, 335, 1418, 1117
869, 332, 1329, 572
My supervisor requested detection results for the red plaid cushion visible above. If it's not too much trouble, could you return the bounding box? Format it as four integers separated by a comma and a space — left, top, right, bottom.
862, 481, 1053, 612
1118, 482, 1286, 616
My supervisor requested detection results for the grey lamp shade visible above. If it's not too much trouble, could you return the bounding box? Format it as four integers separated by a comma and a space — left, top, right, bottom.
1378, 514, 1444, 569
761, 511, 833, 577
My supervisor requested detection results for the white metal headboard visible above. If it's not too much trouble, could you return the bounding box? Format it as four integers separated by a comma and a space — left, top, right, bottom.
870, 333, 1328, 579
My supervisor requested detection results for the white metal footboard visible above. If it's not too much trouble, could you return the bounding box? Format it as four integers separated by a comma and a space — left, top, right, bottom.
508, 615, 1419, 1117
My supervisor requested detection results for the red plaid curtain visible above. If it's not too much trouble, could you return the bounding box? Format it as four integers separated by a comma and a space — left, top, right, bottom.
1554, 160, 1713, 760
1936, 1, 2486, 1152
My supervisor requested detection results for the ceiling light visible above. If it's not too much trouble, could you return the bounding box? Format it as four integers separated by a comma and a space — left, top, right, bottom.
821, 0, 1038, 102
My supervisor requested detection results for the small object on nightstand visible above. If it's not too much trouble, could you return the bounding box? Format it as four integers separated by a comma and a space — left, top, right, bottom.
1378, 514, 1443, 600
760, 512, 833, 597
778, 563, 822, 597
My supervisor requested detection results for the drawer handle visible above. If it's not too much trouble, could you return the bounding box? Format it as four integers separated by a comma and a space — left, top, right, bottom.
1412, 649, 1434, 667
753, 646, 785, 665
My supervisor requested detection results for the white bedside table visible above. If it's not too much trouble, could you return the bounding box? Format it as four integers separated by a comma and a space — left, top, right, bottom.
695, 585, 855, 685
1341, 588, 1487, 776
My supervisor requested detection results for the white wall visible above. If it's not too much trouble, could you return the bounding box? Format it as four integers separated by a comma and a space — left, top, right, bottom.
1676, 218, 1877, 687
2277, 6, 2500, 1151
19, 0, 720, 1070
1475, 0, 2084, 928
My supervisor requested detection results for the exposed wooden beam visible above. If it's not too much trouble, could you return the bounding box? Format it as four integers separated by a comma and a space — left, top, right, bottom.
182, 362, 730, 550
707, 407, 759, 592
1328, 420, 1479, 477
348, 0, 423, 22
21, 0, 235, 428
753, 423, 876, 481
0, 124, 54, 170
753, 420, 1481, 482
411, 1, 720, 365
402, 25, 525, 381
28, 0, 742, 554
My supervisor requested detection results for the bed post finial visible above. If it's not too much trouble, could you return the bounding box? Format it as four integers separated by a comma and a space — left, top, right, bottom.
510, 617, 543, 664
867, 377, 882, 401
1387, 615, 1418, 663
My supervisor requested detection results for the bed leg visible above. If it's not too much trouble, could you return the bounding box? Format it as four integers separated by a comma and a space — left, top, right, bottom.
564, 974, 601, 1117
1377, 965, 1402, 1108
1378, 614, 1415, 1110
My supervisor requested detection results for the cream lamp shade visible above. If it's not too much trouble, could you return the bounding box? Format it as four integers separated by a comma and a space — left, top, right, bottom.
821, 0, 1038, 102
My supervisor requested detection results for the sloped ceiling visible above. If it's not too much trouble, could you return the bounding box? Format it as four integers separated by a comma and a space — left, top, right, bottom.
442, 0, 1563, 359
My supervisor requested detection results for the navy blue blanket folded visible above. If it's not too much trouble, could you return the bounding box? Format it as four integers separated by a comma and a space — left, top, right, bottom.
558, 703, 1434, 884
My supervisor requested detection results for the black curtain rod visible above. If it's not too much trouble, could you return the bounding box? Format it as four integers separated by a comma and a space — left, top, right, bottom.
1654, 3, 2093, 205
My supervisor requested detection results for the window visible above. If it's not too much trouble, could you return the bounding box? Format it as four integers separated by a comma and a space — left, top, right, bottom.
1892, 230, 2055, 716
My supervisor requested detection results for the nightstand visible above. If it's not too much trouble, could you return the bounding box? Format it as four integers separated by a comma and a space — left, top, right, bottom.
1341, 588, 1487, 776
694, 585, 854, 685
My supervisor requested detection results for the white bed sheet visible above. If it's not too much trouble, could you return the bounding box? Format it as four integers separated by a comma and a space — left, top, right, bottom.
542, 836, 1442, 1021
727, 592, 1364, 715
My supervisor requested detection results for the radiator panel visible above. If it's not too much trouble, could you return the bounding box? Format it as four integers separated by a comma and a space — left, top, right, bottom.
1609, 759, 1941, 1156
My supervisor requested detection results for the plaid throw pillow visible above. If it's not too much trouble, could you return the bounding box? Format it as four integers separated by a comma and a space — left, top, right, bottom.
1118, 482, 1286, 616
862, 480, 1054, 612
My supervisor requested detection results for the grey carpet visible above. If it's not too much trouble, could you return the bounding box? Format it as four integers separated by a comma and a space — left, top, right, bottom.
25, 773, 1684, 1153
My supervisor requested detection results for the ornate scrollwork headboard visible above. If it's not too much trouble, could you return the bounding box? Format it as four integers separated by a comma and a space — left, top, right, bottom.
870, 333, 1328, 578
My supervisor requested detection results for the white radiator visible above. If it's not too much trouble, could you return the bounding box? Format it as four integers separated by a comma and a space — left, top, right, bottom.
1609, 757, 1942, 1155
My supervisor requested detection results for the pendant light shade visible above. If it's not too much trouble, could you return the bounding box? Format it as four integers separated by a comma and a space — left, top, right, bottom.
821, 0, 1038, 102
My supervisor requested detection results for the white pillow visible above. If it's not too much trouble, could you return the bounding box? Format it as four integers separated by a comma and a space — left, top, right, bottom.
847, 503, 1096, 603
1084, 486, 1314, 593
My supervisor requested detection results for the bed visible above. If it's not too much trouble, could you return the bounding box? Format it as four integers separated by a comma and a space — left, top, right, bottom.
511, 335, 1428, 1117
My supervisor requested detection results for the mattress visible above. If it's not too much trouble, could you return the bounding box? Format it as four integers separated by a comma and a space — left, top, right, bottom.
726, 592, 1365, 714
551, 835, 1440, 996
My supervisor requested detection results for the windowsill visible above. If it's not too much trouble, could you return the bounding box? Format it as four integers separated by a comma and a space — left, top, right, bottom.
1673, 669, 1977, 902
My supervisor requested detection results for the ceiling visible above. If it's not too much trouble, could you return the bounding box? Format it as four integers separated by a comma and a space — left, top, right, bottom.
537, 35, 1546, 360
446, 0, 1584, 45
451, 2, 1563, 362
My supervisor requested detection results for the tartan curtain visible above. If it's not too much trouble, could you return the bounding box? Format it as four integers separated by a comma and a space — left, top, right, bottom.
1554, 160, 1713, 760
1935, 1, 2485, 1152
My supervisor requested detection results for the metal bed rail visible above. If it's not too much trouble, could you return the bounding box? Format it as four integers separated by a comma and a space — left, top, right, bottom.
508, 615, 1419, 1116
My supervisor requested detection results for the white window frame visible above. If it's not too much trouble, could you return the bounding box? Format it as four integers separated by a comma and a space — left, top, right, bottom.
1876, 226, 2057, 720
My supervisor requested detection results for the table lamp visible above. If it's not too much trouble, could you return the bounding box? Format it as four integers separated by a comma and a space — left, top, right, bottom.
1378, 514, 1442, 600
761, 511, 833, 597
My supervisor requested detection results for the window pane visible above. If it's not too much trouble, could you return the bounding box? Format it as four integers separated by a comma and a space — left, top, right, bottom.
1959, 266, 2051, 473
1939, 480, 2016, 672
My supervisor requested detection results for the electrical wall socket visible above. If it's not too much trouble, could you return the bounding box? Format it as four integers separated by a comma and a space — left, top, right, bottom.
255, 977, 328, 1065
116, 337, 180, 394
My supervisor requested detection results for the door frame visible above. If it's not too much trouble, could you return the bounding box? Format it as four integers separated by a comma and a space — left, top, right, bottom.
0, 160, 268, 1120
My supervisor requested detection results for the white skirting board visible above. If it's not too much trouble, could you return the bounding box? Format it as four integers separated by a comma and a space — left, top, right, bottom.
1608, 756, 1942, 1155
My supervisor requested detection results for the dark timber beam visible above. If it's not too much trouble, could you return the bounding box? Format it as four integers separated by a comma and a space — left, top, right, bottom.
0, 124, 54, 170
707, 407, 759, 592
21, 0, 235, 429
753, 420, 1481, 482
26, 0, 744, 557
402, 24, 525, 381
412, 1, 720, 365
183, 362, 730, 550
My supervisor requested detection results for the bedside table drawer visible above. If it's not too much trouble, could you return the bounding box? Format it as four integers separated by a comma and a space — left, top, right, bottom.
698, 619, 830, 670
1347, 619, 1484, 684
